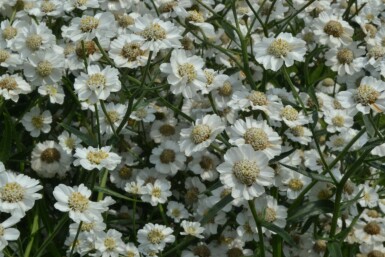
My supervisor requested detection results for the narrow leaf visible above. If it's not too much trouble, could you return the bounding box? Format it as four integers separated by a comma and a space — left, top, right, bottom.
327, 241, 343, 257
200, 194, 233, 224
288, 200, 334, 222
59, 123, 97, 147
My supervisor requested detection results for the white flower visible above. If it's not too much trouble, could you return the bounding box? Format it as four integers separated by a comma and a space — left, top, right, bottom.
38, 84, 65, 104
188, 150, 220, 182
137, 223, 175, 251
58, 131, 82, 154
166, 201, 189, 223
98, 102, 127, 135
229, 117, 282, 159
280, 170, 311, 199
31, 140, 72, 178
254, 32, 307, 71
95, 229, 125, 257
53, 183, 107, 223
312, 12, 354, 47
180, 220, 205, 239
150, 117, 179, 143
149, 140, 186, 176
74, 65, 121, 104
273, 105, 309, 128
0, 74, 31, 102
160, 49, 206, 98
325, 43, 365, 76
179, 114, 225, 156
141, 179, 172, 206
130, 104, 156, 123
131, 14, 182, 53
0, 171, 43, 216
284, 125, 313, 145
62, 12, 117, 41
0, 215, 21, 251
252, 195, 287, 229
109, 34, 149, 68
324, 109, 354, 133
21, 106, 52, 138
217, 145, 275, 200
73, 146, 122, 171
123, 243, 140, 257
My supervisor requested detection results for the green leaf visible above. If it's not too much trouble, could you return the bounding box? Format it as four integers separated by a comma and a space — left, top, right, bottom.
327, 241, 343, 257
200, 194, 233, 224
220, 20, 236, 41
269, 148, 296, 164
363, 115, 375, 138
59, 122, 97, 147
259, 220, 296, 247
288, 200, 334, 222
0, 112, 13, 162
93, 186, 141, 202
279, 163, 333, 183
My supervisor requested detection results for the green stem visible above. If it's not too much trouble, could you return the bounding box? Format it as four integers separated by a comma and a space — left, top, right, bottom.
248, 200, 266, 257
97, 168, 109, 201
24, 209, 39, 257
69, 222, 83, 257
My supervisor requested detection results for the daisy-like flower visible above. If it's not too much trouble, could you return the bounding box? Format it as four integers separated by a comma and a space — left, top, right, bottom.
98, 102, 127, 135
53, 183, 109, 223
0, 19, 28, 50
0, 215, 21, 251
280, 169, 312, 199
166, 201, 189, 223
0, 41, 22, 69
141, 179, 172, 206
21, 106, 52, 138
58, 131, 82, 154
324, 109, 354, 133
188, 150, 220, 181
74, 146, 122, 171
354, 219, 385, 244
62, 12, 117, 41
74, 65, 121, 104
63, 0, 99, 11
0, 74, 31, 102
272, 105, 309, 127
31, 140, 72, 178
254, 32, 307, 71
150, 117, 179, 143
284, 125, 313, 145
337, 76, 385, 114
179, 114, 225, 156
325, 43, 365, 76
217, 145, 275, 200
123, 243, 140, 257
160, 49, 206, 98
180, 220, 205, 239
312, 11, 354, 47
38, 84, 65, 104
149, 140, 186, 176
109, 34, 149, 68
131, 14, 183, 53
229, 117, 282, 159
252, 195, 287, 229
0, 171, 43, 216
23, 49, 65, 85
137, 223, 175, 251
95, 229, 125, 257
130, 104, 156, 123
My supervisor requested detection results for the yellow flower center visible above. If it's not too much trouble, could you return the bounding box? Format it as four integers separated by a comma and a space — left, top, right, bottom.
147, 229, 165, 244
80, 16, 99, 32
200, 156, 214, 171
31, 116, 44, 129
0, 49, 10, 62
288, 178, 303, 191
107, 111, 120, 123
332, 115, 345, 127
0, 77, 17, 90
313, 240, 327, 253
37, 61, 53, 77
87, 73, 106, 89
41, 1, 55, 12
281, 106, 299, 121
178, 63, 197, 83
75, 41, 97, 58
268, 38, 291, 58
322, 78, 335, 87
187, 10, 205, 23
119, 166, 133, 179
117, 14, 134, 28
193, 245, 211, 257
337, 48, 354, 64
244, 128, 269, 151
2, 26, 17, 40
40, 148, 61, 163
232, 160, 260, 186
368, 45, 385, 59
159, 124, 175, 136
26, 34, 43, 51
68, 192, 89, 212
218, 81, 233, 96
86, 150, 109, 164
140, 23, 166, 40
190, 124, 211, 144
121, 42, 144, 61
104, 237, 116, 251
356, 84, 379, 105
290, 126, 305, 137
323, 20, 344, 37
364, 221, 381, 235
0, 182, 25, 203
160, 149, 176, 164
248, 91, 268, 106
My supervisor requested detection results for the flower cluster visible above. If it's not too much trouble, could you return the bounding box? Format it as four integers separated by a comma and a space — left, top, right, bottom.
1, 0, 385, 257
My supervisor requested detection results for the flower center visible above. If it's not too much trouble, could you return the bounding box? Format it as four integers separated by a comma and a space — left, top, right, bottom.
244, 128, 269, 151
317, 188, 333, 200
178, 63, 197, 83
40, 148, 61, 163
218, 81, 233, 96
323, 20, 343, 37
227, 248, 243, 257
160, 149, 176, 164
368, 46, 385, 59
37, 61, 53, 77
333, 99, 343, 109
135, 108, 148, 119
80, 222, 95, 232
322, 78, 335, 87
368, 250, 385, 257
31, 116, 44, 129
104, 237, 116, 251
76, 0, 88, 6
290, 126, 305, 137
0, 182, 25, 203
140, 23, 166, 40
332, 115, 345, 127
248, 91, 268, 106
26, 34, 43, 51
333, 137, 345, 147
365, 24, 377, 38
87, 73, 106, 89
313, 240, 327, 253
262, 207, 277, 222
86, 150, 109, 164
0, 225, 4, 237
0, 77, 17, 90
190, 124, 211, 144
187, 10, 205, 23
268, 38, 291, 58
343, 181, 354, 195
193, 245, 211, 257
288, 178, 303, 191
68, 192, 89, 212
2, 26, 17, 40
119, 166, 133, 179
200, 156, 214, 170
41, 1, 55, 12
80, 16, 99, 32
151, 187, 162, 198
355, 84, 379, 105
0, 49, 10, 62
65, 138, 75, 150
121, 43, 144, 61
147, 229, 165, 244
75, 41, 97, 58
159, 124, 175, 136
185, 187, 199, 205
204, 70, 214, 85
159, 1, 177, 13
107, 111, 119, 123
171, 208, 180, 217
281, 106, 299, 121
117, 14, 134, 28
337, 48, 354, 64
364, 222, 381, 235
232, 160, 260, 186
